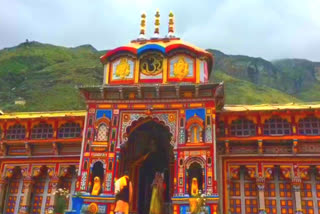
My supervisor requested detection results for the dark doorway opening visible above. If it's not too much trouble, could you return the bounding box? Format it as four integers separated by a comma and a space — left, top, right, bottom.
91, 161, 104, 193
188, 162, 203, 195
119, 119, 173, 214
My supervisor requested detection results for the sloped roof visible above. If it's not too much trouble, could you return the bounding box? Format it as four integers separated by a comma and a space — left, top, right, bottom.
222, 103, 320, 112
0, 110, 86, 120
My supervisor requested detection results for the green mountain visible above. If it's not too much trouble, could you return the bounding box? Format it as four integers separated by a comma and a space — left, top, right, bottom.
208, 49, 320, 102
0, 41, 318, 112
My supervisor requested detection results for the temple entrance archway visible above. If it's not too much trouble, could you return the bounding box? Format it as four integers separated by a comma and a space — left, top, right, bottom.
118, 117, 174, 214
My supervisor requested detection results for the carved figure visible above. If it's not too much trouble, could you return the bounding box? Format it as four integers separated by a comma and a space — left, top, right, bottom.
115, 58, 131, 80
91, 176, 101, 195
173, 57, 189, 80
191, 177, 199, 197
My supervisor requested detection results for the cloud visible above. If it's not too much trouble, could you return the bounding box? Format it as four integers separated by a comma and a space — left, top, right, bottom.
0, 0, 320, 61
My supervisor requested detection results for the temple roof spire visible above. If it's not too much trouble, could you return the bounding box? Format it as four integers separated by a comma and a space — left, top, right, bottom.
138, 12, 146, 40
167, 11, 175, 38
153, 9, 160, 38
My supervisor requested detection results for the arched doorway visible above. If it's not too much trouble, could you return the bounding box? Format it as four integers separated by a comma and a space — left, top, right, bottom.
119, 118, 174, 214
187, 162, 203, 195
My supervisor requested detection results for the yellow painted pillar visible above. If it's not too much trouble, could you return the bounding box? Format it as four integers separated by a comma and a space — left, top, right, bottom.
196, 58, 200, 83
162, 58, 168, 83
19, 177, 33, 214
0, 178, 7, 212
134, 59, 140, 83
105, 63, 110, 84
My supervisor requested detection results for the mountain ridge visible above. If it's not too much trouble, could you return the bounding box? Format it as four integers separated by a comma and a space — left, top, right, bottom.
0, 41, 319, 112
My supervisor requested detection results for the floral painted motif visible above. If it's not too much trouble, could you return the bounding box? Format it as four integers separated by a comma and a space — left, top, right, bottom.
205, 127, 212, 143
119, 111, 178, 148
80, 172, 87, 191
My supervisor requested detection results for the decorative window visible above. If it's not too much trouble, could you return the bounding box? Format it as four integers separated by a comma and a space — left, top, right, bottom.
108, 161, 113, 171
31, 174, 50, 214
87, 129, 92, 139
229, 166, 258, 214
230, 119, 256, 137
88, 117, 93, 126
186, 115, 204, 143
264, 167, 294, 214
298, 117, 320, 135
278, 176, 293, 213
110, 143, 115, 152
96, 123, 109, 142
4, 169, 23, 214
189, 124, 202, 143
263, 117, 291, 136
217, 121, 225, 137
6, 124, 26, 140
31, 123, 53, 139
301, 167, 320, 214
58, 122, 81, 138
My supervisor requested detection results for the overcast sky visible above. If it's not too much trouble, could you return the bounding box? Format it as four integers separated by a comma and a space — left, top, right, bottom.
1, 0, 320, 61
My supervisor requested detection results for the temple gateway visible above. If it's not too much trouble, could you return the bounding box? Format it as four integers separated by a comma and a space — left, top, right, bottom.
0, 11, 320, 214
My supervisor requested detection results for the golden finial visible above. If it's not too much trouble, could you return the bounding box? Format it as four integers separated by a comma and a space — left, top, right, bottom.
168, 11, 175, 38
154, 9, 160, 38
139, 12, 146, 39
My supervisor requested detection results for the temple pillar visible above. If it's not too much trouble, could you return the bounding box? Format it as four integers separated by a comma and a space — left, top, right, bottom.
225, 140, 230, 154
46, 175, 59, 214
292, 176, 303, 214
256, 176, 266, 214
0, 178, 8, 212
19, 176, 34, 214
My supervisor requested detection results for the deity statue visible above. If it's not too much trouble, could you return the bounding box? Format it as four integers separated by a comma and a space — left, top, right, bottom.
173, 57, 189, 80
191, 177, 199, 197
189, 177, 201, 214
114, 172, 133, 214
91, 176, 101, 195
115, 58, 131, 80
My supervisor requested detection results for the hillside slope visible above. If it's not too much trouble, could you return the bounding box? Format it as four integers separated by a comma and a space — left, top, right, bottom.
213, 71, 300, 104
208, 49, 320, 101
0, 41, 103, 112
0, 41, 318, 112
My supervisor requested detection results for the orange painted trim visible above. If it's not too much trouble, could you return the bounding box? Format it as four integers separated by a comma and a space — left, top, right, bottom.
132, 104, 147, 109
117, 104, 128, 109
189, 103, 203, 108
152, 104, 165, 109
98, 104, 112, 108
218, 135, 320, 142
171, 104, 183, 108
1, 137, 82, 144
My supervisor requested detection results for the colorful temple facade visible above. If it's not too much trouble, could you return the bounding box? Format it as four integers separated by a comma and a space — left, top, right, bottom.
0, 11, 320, 214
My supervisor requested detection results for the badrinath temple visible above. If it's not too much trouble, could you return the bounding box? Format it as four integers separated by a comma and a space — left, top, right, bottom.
0, 11, 320, 214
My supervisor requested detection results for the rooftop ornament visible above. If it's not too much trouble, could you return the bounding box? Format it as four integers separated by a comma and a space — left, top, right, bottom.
153, 9, 160, 38
138, 12, 146, 40
167, 11, 175, 38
